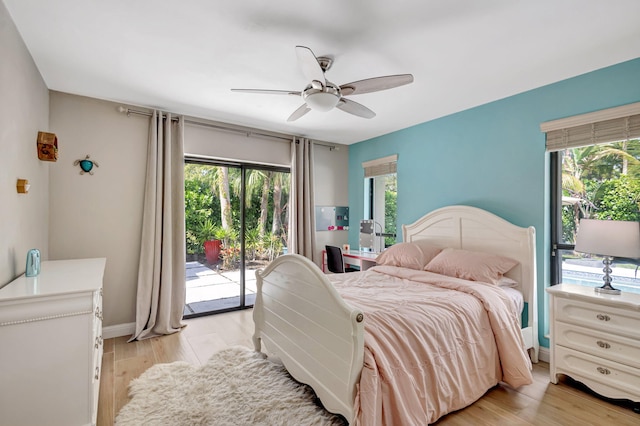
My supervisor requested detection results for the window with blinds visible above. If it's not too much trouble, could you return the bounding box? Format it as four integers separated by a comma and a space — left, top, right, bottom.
542, 102, 640, 290
542, 102, 640, 152
362, 154, 397, 178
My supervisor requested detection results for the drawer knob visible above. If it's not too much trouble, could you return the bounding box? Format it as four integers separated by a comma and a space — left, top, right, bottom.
596, 314, 611, 321
596, 366, 611, 375
596, 340, 611, 349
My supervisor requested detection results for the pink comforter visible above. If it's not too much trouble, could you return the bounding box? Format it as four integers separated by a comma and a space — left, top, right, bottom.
328, 265, 533, 425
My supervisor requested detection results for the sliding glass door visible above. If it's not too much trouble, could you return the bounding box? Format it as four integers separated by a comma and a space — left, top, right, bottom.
183, 159, 289, 317
243, 167, 290, 306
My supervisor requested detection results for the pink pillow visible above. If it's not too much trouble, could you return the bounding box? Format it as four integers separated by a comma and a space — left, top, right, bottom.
411, 240, 445, 265
424, 248, 518, 285
375, 242, 442, 270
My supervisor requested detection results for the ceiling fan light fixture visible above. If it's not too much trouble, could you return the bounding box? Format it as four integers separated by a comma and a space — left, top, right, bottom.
232, 46, 414, 121
304, 92, 340, 112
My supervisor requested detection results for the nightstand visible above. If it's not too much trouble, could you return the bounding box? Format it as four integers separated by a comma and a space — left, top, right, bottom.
546, 283, 640, 406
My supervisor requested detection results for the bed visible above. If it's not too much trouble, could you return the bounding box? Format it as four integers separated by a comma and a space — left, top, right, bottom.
253, 205, 539, 424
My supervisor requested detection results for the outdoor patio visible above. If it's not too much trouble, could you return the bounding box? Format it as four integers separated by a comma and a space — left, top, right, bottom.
184, 261, 259, 316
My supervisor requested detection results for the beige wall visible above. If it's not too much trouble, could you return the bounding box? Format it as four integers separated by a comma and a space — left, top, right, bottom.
49, 92, 149, 327
48, 92, 349, 329
313, 145, 350, 264
0, 1, 50, 286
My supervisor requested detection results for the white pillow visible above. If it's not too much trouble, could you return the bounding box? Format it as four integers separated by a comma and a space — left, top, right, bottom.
497, 276, 518, 288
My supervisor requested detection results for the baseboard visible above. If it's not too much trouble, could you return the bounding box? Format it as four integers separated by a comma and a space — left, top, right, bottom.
103, 322, 135, 339
538, 346, 550, 363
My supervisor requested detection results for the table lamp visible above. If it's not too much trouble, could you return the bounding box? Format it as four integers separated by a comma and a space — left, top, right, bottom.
574, 218, 640, 295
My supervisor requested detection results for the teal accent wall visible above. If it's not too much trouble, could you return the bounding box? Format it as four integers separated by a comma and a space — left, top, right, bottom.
348, 57, 640, 349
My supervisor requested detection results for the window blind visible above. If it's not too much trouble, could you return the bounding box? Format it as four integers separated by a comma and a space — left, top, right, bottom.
541, 102, 640, 152
362, 154, 397, 177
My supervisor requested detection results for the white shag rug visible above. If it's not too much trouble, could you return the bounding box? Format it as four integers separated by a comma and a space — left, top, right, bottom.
115, 346, 347, 426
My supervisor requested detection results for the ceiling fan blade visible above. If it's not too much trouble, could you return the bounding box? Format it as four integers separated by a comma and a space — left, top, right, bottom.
336, 98, 376, 119
339, 74, 414, 96
231, 88, 301, 96
287, 104, 312, 122
295, 46, 326, 85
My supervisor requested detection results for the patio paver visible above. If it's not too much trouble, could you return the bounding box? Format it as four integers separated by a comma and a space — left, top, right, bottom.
184, 262, 260, 314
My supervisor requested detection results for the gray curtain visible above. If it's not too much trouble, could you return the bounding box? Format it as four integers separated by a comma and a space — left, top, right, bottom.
289, 137, 316, 261
130, 111, 186, 341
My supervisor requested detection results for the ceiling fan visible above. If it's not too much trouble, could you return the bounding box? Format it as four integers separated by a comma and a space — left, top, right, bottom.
231, 46, 414, 122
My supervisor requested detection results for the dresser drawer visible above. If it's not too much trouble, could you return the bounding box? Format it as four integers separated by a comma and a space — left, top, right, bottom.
555, 297, 640, 339
0, 293, 93, 324
555, 345, 640, 401
555, 322, 640, 369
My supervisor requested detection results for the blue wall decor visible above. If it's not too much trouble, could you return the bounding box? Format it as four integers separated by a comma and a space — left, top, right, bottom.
73, 155, 100, 175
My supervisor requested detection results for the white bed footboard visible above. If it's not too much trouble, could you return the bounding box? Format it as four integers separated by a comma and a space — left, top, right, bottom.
253, 254, 364, 423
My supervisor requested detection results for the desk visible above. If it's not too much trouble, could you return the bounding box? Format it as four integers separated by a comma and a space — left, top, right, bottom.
322, 249, 378, 273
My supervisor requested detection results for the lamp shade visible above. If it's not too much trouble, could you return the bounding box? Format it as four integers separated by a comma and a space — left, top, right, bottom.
574, 218, 640, 258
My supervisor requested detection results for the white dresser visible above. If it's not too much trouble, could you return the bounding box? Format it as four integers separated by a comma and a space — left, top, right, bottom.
546, 283, 640, 405
0, 258, 106, 426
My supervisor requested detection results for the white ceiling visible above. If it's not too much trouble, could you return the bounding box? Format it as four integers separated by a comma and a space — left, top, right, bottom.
5, 0, 640, 145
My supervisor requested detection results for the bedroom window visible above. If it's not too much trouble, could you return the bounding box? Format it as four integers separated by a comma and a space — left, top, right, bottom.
544, 104, 640, 290
363, 155, 397, 249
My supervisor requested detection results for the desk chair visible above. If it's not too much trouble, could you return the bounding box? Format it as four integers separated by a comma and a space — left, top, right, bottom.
325, 245, 357, 273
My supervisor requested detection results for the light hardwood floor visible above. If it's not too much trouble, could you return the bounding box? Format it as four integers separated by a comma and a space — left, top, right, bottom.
98, 309, 639, 425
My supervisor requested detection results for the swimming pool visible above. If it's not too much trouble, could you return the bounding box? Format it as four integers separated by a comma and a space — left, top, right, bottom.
561, 276, 640, 295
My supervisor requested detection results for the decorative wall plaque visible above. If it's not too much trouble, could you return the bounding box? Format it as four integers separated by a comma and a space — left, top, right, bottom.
37, 131, 58, 162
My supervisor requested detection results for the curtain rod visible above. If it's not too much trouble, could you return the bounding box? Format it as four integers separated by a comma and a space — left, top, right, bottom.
117, 106, 339, 150
315, 142, 339, 150
117, 106, 292, 143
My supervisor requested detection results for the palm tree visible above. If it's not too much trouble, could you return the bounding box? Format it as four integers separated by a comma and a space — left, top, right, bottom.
237, 169, 272, 239
241, 169, 290, 246
258, 172, 273, 238
271, 173, 283, 235
562, 142, 639, 232
271, 172, 290, 246
213, 166, 233, 231
565, 143, 638, 183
